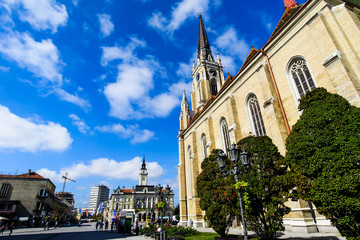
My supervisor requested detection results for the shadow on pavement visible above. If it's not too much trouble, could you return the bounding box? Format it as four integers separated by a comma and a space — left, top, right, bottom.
1, 230, 145, 240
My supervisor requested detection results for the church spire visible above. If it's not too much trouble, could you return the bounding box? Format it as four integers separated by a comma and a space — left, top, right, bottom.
283, 0, 298, 9
197, 13, 213, 61
141, 155, 146, 170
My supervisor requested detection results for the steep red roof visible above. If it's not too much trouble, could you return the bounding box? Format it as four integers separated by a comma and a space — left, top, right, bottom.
240, 46, 259, 72
122, 189, 134, 194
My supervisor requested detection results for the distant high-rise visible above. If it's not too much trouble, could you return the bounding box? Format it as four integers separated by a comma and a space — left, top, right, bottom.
88, 185, 109, 211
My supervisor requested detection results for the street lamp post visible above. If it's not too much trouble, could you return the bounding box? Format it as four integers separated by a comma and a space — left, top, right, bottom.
154, 184, 171, 240
216, 143, 250, 240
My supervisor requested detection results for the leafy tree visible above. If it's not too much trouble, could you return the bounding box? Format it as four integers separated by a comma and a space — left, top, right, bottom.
173, 204, 180, 221
285, 88, 360, 239
196, 150, 239, 237
237, 136, 294, 239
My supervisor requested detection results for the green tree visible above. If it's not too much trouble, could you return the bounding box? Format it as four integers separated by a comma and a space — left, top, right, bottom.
237, 136, 294, 239
196, 150, 239, 237
285, 88, 360, 239
173, 204, 180, 221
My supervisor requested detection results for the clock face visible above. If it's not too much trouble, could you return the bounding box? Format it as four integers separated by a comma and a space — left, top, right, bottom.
196, 73, 200, 81
209, 69, 217, 77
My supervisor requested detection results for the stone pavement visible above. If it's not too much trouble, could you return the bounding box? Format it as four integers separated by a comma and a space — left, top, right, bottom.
197, 227, 346, 239
0, 222, 152, 240
2, 222, 347, 239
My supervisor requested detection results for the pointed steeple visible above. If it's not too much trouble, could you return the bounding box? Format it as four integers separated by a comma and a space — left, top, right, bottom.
181, 90, 188, 107
141, 155, 146, 170
197, 13, 213, 61
284, 0, 298, 9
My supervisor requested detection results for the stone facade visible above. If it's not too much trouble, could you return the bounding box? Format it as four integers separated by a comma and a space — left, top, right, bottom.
0, 170, 69, 224
178, 0, 360, 233
103, 157, 175, 222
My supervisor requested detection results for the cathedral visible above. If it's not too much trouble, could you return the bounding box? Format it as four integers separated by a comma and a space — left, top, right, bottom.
178, 0, 360, 233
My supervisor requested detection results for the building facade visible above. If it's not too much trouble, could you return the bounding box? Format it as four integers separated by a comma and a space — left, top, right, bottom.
104, 157, 175, 221
0, 170, 69, 225
178, 0, 360, 233
88, 185, 110, 213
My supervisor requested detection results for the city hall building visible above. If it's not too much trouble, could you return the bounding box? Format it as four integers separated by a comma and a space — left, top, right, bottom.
178, 0, 360, 233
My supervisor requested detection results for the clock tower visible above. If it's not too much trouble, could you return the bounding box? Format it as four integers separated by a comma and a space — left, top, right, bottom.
191, 13, 225, 111
139, 155, 148, 186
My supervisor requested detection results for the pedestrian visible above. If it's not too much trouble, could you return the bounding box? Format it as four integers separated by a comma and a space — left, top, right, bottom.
110, 221, 114, 233
95, 221, 99, 230
55, 217, 58, 228
99, 221, 103, 230
78, 221, 81, 227
0, 224, 5, 235
8, 222, 14, 236
105, 220, 108, 230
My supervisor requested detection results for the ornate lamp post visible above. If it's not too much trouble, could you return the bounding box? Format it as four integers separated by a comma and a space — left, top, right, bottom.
154, 184, 171, 240
216, 143, 250, 240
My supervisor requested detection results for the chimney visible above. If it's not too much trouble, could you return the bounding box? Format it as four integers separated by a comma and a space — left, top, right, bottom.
28, 169, 31, 176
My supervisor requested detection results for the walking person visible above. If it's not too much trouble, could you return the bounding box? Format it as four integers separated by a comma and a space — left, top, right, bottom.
0, 224, 5, 235
8, 222, 14, 236
105, 220, 108, 230
95, 221, 99, 230
99, 221, 103, 230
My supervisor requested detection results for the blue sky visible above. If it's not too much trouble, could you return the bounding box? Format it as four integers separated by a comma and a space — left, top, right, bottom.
0, 0, 305, 208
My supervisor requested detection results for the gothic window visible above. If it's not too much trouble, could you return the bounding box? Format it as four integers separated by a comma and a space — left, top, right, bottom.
289, 58, 316, 99
220, 118, 231, 152
201, 134, 207, 159
210, 78, 218, 95
247, 94, 266, 136
187, 146, 193, 198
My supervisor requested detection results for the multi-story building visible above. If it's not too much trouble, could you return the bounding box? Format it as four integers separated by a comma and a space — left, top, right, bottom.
104, 157, 174, 221
88, 185, 109, 213
178, 0, 360, 233
0, 170, 69, 225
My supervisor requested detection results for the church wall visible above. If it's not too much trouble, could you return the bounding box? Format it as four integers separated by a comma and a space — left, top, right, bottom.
178, 0, 360, 231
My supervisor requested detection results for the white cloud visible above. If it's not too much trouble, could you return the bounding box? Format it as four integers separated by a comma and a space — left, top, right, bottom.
101, 37, 189, 120
2, 0, 68, 33
148, 0, 214, 34
98, 13, 114, 37
259, 12, 273, 32
0, 66, 10, 72
69, 114, 91, 134
213, 27, 251, 74
96, 123, 154, 144
0, 31, 63, 86
0, 104, 72, 152
72, 0, 79, 6
37, 156, 164, 182
55, 89, 91, 110
215, 27, 250, 61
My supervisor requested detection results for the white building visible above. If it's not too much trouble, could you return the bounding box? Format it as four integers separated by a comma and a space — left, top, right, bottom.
88, 185, 109, 213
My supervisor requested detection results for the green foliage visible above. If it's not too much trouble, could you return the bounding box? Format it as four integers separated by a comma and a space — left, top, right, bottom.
285, 88, 360, 239
196, 150, 239, 237
234, 181, 250, 209
157, 201, 166, 209
163, 225, 199, 237
237, 136, 294, 239
173, 204, 180, 221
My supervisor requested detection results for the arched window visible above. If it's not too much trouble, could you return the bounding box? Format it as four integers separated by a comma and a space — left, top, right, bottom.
247, 94, 266, 136
201, 134, 207, 159
210, 78, 218, 95
187, 146, 193, 198
220, 118, 231, 152
289, 58, 316, 99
